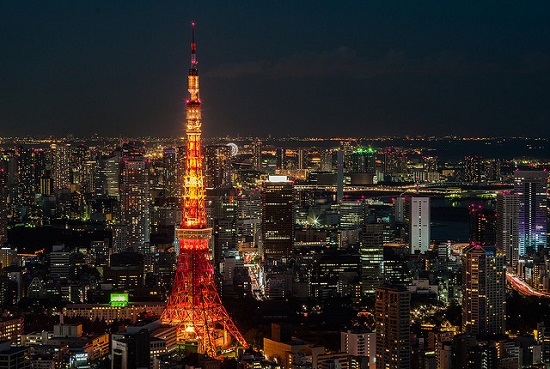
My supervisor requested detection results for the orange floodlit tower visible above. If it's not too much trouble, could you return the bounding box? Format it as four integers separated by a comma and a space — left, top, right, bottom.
161, 23, 247, 356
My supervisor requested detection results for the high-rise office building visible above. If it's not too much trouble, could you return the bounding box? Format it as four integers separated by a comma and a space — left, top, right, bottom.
463, 156, 483, 182
163, 147, 178, 197
484, 159, 501, 182
394, 197, 406, 224
375, 285, 410, 369
16, 146, 46, 210
351, 147, 376, 174
515, 171, 548, 256
320, 149, 333, 172
469, 206, 496, 246
252, 140, 262, 171
340, 200, 369, 230
297, 148, 306, 170
462, 244, 506, 336
337, 147, 344, 202
81, 160, 97, 194
206, 188, 238, 270
51, 143, 71, 190
496, 191, 519, 271
409, 197, 430, 254
276, 148, 286, 170
360, 223, 384, 295
101, 153, 121, 199
120, 154, 150, 251
237, 190, 262, 246
262, 176, 294, 259
204, 144, 232, 189
0, 157, 7, 247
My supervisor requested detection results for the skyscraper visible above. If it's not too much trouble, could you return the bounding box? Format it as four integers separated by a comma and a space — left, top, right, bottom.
102, 152, 121, 199
297, 148, 306, 170
469, 205, 496, 246
120, 154, 150, 251
204, 144, 232, 189
163, 147, 178, 198
463, 156, 483, 182
262, 176, 294, 259
336, 147, 344, 203
360, 223, 384, 295
409, 197, 430, 254
50, 143, 71, 190
16, 146, 46, 212
375, 285, 410, 369
496, 191, 519, 271
351, 146, 376, 174
0, 157, 7, 247
276, 148, 286, 170
206, 188, 238, 270
515, 171, 548, 256
462, 244, 506, 336
252, 140, 262, 171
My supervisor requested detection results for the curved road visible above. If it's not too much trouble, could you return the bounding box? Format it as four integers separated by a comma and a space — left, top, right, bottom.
507, 273, 550, 298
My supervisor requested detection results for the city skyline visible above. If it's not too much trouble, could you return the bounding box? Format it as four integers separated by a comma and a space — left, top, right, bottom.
4, 4, 550, 367
2, 1, 550, 138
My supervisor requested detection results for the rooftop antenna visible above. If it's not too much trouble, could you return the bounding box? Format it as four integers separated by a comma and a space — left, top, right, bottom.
191, 22, 197, 67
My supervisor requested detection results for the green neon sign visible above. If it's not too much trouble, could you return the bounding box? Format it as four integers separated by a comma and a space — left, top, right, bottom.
110, 293, 129, 307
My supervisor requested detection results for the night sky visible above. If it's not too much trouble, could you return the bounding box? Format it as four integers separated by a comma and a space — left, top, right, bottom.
2, 1, 550, 138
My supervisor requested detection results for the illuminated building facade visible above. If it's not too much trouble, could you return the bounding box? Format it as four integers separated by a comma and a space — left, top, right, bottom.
161, 24, 246, 356
496, 191, 519, 271
236, 190, 262, 245
461, 244, 506, 335
204, 144, 232, 189
351, 146, 376, 174
102, 153, 121, 199
463, 155, 483, 182
337, 147, 344, 202
0, 157, 7, 247
375, 285, 410, 369
163, 147, 179, 198
51, 143, 71, 190
276, 148, 286, 170
50, 245, 75, 284
206, 189, 238, 271
262, 176, 294, 259
251, 140, 262, 171
341, 330, 376, 369
16, 146, 46, 213
410, 197, 430, 254
64, 301, 165, 325
360, 223, 384, 295
515, 170, 548, 256
120, 153, 150, 251
469, 206, 496, 246
103, 252, 144, 292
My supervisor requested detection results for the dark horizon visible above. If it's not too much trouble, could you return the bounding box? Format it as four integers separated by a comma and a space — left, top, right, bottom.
2, 1, 550, 138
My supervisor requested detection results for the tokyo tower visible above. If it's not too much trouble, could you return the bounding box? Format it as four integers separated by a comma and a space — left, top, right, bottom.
161, 23, 247, 356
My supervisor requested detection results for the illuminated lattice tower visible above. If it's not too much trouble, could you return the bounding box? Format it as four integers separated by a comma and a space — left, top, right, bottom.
161, 23, 247, 356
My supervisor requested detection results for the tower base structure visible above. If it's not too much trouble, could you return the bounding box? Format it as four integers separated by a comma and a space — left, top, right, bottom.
161, 228, 247, 357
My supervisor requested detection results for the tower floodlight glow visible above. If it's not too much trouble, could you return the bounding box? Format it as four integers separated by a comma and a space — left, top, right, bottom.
161, 23, 247, 357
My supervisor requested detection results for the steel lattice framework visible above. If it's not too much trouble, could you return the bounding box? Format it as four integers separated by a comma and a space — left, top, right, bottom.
161, 23, 247, 357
